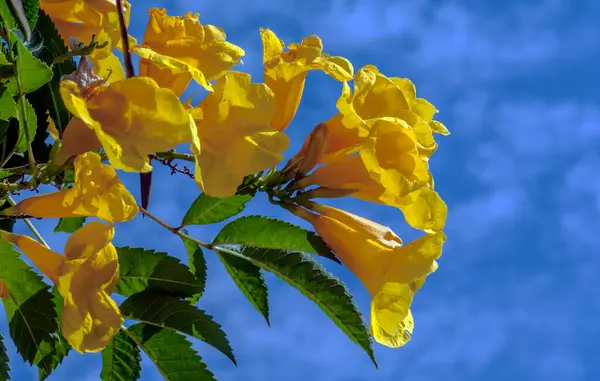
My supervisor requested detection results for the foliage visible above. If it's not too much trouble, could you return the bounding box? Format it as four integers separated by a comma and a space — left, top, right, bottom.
0, 1, 449, 380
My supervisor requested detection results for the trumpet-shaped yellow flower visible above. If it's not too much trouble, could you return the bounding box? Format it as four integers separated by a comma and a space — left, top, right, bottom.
189, 71, 290, 197
1, 222, 123, 353
323, 65, 448, 158
2, 152, 138, 222
296, 117, 447, 232
58, 67, 196, 172
41, 0, 130, 81
131, 8, 245, 96
293, 203, 445, 348
261, 28, 354, 131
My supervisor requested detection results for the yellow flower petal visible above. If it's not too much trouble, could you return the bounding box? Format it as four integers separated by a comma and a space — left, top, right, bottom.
0, 232, 64, 283
60, 76, 196, 172
261, 28, 354, 131
191, 71, 290, 197
2, 152, 138, 222
138, 8, 244, 95
47, 115, 59, 140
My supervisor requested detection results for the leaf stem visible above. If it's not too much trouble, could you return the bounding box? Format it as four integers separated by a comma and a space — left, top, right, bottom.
154, 150, 195, 163
7, 196, 49, 248
138, 206, 212, 249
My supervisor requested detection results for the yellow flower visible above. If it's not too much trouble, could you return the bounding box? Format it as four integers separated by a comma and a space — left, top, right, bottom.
131, 8, 245, 96
296, 117, 447, 232
323, 65, 449, 158
57, 65, 196, 172
41, 0, 131, 80
2, 152, 138, 222
292, 203, 445, 348
261, 28, 354, 131
189, 71, 290, 197
2, 222, 123, 353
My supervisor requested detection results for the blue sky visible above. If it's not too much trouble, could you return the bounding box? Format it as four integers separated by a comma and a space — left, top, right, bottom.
5, 0, 600, 379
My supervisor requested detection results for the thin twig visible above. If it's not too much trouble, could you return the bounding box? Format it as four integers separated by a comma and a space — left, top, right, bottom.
6, 196, 50, 248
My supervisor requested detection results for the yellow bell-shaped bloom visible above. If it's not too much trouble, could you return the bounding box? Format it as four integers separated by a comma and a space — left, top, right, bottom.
261, 28, 354, 131
1, 222, 123, 353
57, 67, 196, 172
322, 65, 448, 158
292, 203, 445, 348
189, 71, 290, 197
41, 0, 130, 81
296, 117, 447, 232
131, 8, 245, 96
2, 152, 138, 222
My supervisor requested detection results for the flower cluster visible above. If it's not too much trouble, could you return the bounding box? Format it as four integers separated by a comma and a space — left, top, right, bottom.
0, 0, 448, 361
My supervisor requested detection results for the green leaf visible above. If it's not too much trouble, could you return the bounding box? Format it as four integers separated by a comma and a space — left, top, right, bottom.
22, 0, 40, 28
180, 233, 206, 304
215, 244, 377, 366
124, 324, 216, 381
0, 1, 17, 30
0, 238, 59, 367
53, 217, 86, 233
218, 253, 269, 325
12, 31, 52, 94
0, 87, 16, 121
214, 216, 340, 263
36, 288, 71, 381
15, 95, 36, 153
101, 329, 142, 381
0, 170, 12, 180
31, 10, 75, 135
120, 290, 235, 364
116, 247, 203, 298
0, 333, 11, 380
181, 193, 253, 227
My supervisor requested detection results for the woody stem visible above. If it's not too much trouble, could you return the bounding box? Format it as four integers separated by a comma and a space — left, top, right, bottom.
138, 206, 213, 249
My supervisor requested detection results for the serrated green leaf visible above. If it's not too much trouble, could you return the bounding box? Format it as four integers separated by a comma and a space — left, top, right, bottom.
53, 217, 86, 233
215, 244, 377, 366
180, 233, 206, 304
15, 95, 36, 153
214, 215, 340, 263
37, 288, 71, 381
101, 329, 141, 381
0, 1, 16, 30
0, 333, 11, 380
218, 253, 269, 325
116, 247, 203, 298
12, 31, 52, 94
0, 239, 59, 367
181, 193, 253, 227
23, 0, 39, 28
0, 87, 16, 120
120, 290, 235, 364
0, 170, 12, 179
31, 10, 75, 135
124, 324, 216, 381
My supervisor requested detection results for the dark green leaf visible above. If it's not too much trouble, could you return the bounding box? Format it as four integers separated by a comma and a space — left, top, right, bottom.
121, 290, 235, 364
53, 217, 86, 233
0, 170, 12, 180
37, 288, 71, 381
0, 87, 16, 120
12, 31, 52, 94
0, 238, 59, 367
31, 10, 75, 136
180, 233, 206, 304
15, 95, 36, 153
0, 333, 10, 380
218, 253, 269, 325
101, 329, 141, 381
22, 0, 40, 28
124, 324, 216, 381
214, 216, 340, 263
215, 244, 377, 366
181, 193, 253, 227
116, 247, 203, 298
